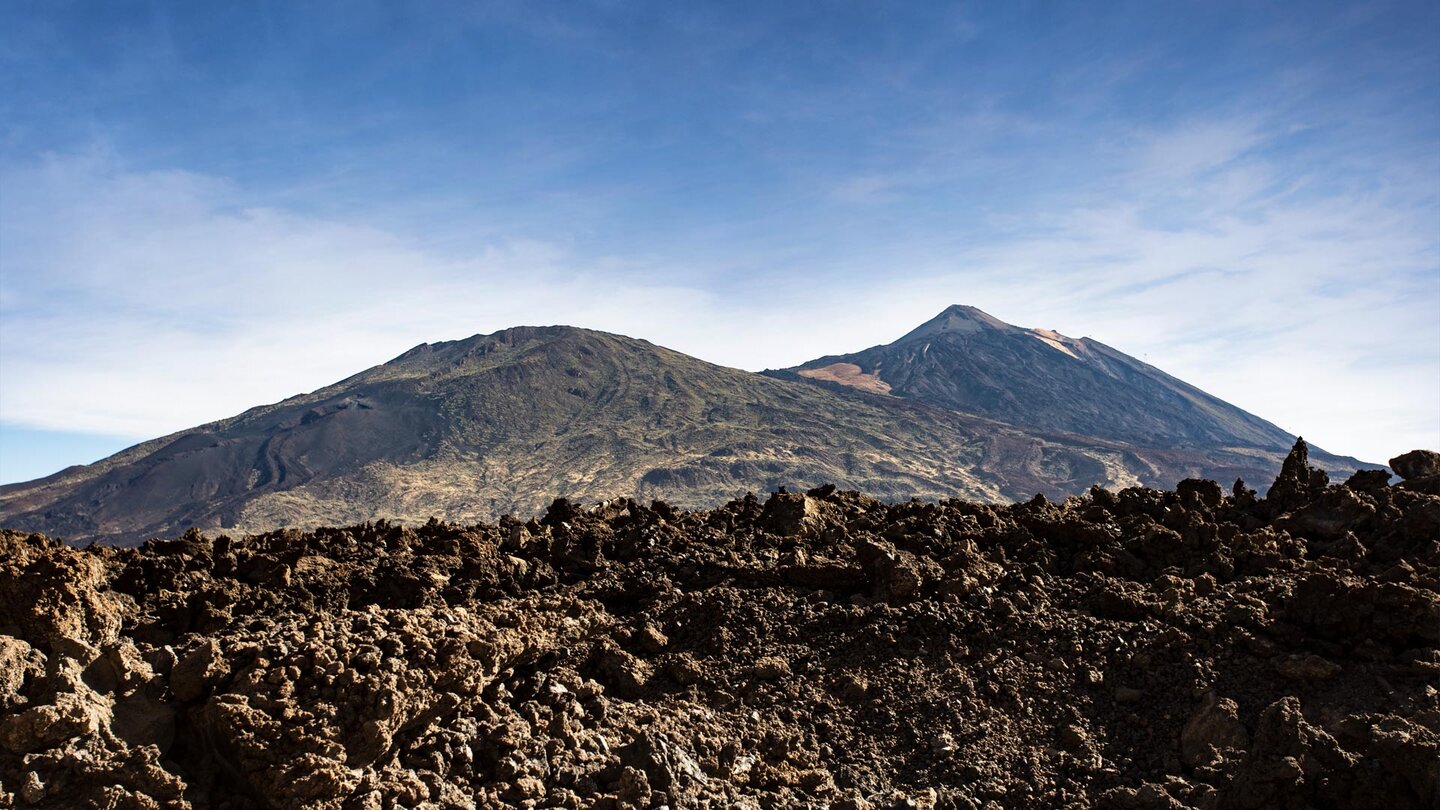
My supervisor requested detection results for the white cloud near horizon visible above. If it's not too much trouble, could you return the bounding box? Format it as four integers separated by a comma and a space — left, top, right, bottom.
0, 151, 722, 436
1, 116, 1437, 472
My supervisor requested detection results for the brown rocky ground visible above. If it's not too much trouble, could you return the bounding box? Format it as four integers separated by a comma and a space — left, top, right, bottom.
1, 440, 1436, 809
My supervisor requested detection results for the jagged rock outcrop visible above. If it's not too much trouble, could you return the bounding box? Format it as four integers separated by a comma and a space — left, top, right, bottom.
1267, 438, 1331, 514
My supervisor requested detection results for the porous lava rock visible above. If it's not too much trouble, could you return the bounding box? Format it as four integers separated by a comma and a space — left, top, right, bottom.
1, 442, 1436, 809
1266, 438, 1331, 514
1389, 450, 1440, 481
1390, 450, 1440, 497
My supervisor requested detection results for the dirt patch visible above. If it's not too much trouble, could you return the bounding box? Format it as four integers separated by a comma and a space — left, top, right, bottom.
1, 440, 1436, 809
796, 363, 893, 395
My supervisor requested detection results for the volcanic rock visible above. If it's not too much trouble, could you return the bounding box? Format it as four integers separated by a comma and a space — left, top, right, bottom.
1390, 449, 1440, 496
1266, 437, 1330, 513
1389, 450, 1440, 480
1179, 693, 1248, 768
1, 462, 1437, 808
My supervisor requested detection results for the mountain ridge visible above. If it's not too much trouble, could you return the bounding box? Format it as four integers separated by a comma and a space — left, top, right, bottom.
0, 310, 1375, 545
780, 306, 1302, 453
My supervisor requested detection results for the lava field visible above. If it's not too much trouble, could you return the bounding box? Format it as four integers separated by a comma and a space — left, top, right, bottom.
1, 441, 1437, 809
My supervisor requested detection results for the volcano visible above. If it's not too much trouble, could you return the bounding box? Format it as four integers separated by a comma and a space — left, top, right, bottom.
0, 309, 1371, 545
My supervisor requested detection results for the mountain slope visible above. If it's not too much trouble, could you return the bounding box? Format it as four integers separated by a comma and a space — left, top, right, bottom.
0, 326, 1162, 544
0, 317, 1373, 545
781, 305, 1304, 452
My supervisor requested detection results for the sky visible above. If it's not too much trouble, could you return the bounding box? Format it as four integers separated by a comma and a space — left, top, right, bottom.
1, 0, 1437, 483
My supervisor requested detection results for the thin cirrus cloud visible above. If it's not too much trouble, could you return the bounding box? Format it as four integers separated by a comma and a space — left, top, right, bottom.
0, 1, 1436, 482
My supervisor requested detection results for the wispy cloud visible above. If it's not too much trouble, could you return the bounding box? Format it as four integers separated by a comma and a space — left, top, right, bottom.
0, 151, 689, 436
1134, 119, 1267, 181
829, 173, 913, 204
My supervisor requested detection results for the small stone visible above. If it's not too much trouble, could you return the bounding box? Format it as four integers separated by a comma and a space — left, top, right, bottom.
831, 796, 872, 810
514, 776, 546, 798
930, 731, 956, 753
666, 655, 703, 685
751, 657, 791, 680
1114, 687, 1144, 704
0, 698, 93, 755
798, 768, 836, 792
1057, 724, 1089, 750
1345, 468, 1392, 493
759, 491, 822, 536
619, 730, 707, 801
1180, 692, 1249, 767
840, 673, 869, 699
171, 638, 228, 703
1275, 653, 1342, 682
0, 637, 42, 706
596, 641, 651, 696
21, 771, 45, 804
635, 624, 669, 654
616, 766, 651, 805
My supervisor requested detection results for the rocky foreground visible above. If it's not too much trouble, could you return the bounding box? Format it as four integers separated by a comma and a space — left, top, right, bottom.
1, 442, 1437, 810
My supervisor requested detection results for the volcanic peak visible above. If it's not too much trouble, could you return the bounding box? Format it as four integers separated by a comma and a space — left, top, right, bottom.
388, 324, 613, 361
783, 305, 1316, 453
896, 304, 1018, 342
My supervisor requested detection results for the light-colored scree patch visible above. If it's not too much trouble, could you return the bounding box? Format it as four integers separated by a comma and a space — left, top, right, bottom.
796, 362, 893, 395
1030, 329, 1081, 360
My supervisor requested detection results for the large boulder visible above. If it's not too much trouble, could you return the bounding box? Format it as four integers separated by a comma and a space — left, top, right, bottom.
1390, 449, 1440, 494
1388, 449, 1440, 481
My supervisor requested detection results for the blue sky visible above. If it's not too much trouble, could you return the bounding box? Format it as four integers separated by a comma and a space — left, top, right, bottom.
1, 0, 1437, 482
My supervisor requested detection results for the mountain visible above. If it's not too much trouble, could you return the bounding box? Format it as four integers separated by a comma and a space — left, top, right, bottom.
0, 312, 1372, 545
780, 304, 1300, 451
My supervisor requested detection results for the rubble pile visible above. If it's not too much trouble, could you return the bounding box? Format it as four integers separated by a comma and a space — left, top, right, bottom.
1, 441, 1436, 809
